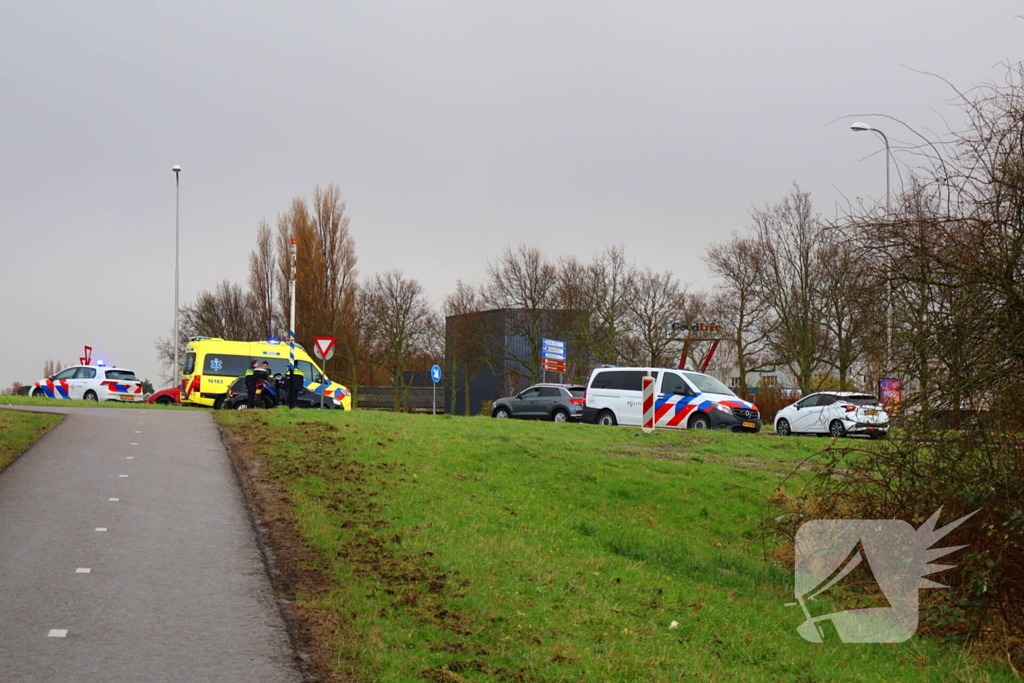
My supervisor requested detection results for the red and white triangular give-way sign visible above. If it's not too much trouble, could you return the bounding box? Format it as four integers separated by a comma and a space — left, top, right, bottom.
312, 337, 336, 360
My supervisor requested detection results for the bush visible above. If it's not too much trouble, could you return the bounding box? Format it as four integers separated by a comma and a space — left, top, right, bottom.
764, 419, 1024, 665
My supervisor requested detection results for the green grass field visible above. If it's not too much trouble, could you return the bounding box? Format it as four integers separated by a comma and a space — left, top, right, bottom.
217, 410, 1013, 683
0, 409, 64, 473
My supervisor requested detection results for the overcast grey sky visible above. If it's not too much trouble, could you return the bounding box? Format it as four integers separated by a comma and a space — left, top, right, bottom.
1, 0, 1020, 390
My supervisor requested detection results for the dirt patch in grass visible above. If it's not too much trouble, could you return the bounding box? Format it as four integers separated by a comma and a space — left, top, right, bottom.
221, 415, 474, 682
221, 424, 348, 683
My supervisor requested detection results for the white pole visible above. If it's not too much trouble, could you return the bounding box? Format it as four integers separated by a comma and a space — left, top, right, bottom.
289, 237, 297, 407
172, 165, 181, 388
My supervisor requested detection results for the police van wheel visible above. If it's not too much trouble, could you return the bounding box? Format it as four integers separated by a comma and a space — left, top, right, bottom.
597, 410, 617, 427
84, 390, 98, 402
689, 413, 710, 430
32, 388, 46, 398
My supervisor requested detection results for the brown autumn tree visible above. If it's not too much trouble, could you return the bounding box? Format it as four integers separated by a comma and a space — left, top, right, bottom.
275, 185, 359, 387
247, 219, 277, 339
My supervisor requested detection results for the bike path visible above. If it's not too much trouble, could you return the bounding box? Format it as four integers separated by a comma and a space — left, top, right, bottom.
0, 405, 302, 682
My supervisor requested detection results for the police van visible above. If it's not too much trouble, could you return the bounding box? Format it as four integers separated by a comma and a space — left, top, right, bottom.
581, 366, 760, 432
180, 337, 351, 410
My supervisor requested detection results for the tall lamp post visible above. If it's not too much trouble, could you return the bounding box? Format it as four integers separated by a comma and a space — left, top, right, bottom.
172, 165, 181, 388
850, 122, 891, 213
850, 122, 893, 380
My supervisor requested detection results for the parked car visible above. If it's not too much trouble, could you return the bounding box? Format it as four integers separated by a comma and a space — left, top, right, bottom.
30, 364, 144, 402
581, 366, 760, 432
146, 388, 181, 405
491, 384, 586, 422
222, 375, 345, 410
774, 392, 889, 438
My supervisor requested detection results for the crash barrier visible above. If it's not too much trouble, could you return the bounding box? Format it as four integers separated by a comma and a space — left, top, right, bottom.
356, 387, 447, 413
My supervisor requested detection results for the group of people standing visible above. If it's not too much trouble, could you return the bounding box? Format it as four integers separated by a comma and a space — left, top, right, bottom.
244, 360, 304, 409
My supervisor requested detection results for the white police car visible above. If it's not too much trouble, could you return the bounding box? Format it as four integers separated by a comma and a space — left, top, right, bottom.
30, 364, 144, 402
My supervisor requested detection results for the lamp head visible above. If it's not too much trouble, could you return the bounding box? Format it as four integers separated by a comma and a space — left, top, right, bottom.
850, 122, 872, 132
171, 165, 181, 173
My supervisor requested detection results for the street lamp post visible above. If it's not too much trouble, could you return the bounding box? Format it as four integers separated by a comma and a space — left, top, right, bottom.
850, 122, 893, 379
172, 165, 181, 388
850, 122, 891, 213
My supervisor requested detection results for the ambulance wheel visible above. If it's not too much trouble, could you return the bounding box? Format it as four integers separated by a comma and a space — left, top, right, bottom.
689, 413, 710, 430
597, 410, 617, 427
213, 397, 225, 410
32, 388, 46, 398
84, 390, 98, 401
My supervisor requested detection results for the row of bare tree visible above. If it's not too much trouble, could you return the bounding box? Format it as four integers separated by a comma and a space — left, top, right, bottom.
156, 185, 435, 410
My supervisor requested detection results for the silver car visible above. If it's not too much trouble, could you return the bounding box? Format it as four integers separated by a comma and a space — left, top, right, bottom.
491, 384, 586, 422
774, 391, 889, 438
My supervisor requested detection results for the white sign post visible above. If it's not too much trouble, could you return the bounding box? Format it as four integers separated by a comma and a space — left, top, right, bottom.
430, 364, 442, 415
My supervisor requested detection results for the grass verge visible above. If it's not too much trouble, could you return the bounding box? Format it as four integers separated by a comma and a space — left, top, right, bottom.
1, 395, 188, 409
0, 409, 64, 473
217, 410, 1015, 683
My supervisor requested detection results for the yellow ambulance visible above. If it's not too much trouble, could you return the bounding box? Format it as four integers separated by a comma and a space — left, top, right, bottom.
180, 337, 351, 410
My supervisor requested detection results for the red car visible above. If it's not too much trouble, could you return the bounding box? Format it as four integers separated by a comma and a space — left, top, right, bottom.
146, 388, 181, 405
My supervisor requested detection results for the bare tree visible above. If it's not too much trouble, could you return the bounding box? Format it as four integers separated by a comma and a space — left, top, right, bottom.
247, 219, 277, 339
621, 268, 691, 367
361, 271, 433, 411
750, 184, 830, 393
482, 244, 559, 385
443, 280, 494, 415
704, 235, 773, 396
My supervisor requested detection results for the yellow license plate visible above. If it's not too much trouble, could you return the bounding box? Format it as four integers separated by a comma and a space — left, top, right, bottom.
743, 421, 756, 428
865, 409, 878, 415
119, 394, 135, 401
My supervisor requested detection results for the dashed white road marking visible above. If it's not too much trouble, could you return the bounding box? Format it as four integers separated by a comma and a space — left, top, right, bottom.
108, 498, 120, 502
47, 629, 68, 638
95, 528, 108, 532
134, 431, 142, 434
130, 443, 138, 446
75, 568, 91, 574
126, 456, 135, 460
119, 474, 129, 478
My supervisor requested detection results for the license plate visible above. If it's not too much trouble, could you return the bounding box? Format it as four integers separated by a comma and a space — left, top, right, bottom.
865, 409, 878, 416
118, 394, 135, 401
743, 421, 756, 429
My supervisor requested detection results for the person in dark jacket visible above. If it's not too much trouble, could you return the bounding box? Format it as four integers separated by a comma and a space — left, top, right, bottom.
245, 360, 259, 409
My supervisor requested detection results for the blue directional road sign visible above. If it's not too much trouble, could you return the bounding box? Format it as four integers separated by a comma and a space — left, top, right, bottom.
430, 364, 442, 383
541, 338, 567, 361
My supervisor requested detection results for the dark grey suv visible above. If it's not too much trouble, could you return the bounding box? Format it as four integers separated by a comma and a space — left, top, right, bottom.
491, 384, 586, 422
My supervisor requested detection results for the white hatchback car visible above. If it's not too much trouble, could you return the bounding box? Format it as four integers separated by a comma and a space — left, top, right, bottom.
774, 391, 888, 438
30, 365, 145, 402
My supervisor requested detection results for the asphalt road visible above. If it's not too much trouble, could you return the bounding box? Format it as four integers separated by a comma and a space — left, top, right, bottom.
0, 405, 303, 683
